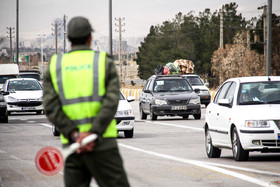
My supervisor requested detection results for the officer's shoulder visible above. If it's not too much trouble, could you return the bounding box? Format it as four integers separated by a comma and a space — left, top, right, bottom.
93, 50, 112, 58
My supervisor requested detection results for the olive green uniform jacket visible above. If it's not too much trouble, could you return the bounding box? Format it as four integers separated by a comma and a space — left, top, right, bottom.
43, 45, 120, 151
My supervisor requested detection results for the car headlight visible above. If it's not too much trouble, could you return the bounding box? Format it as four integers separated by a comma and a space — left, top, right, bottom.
189, 97, 200, 104
155, 99, 167, 105
36, 96, 43, 101
199, 90, 209, 95
116, 109, 133, 116
7, 96, 17, 102
245, 120, 270, 128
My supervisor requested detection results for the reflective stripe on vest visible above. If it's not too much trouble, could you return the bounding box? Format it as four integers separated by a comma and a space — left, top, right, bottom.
49, 51, 117, 144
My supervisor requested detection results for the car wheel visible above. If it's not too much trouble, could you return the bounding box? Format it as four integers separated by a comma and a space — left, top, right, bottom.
124, 128, 134, 138
205, 127, 221, 158
231, 127, 249, 161
139, 105, 147, 120
193, 113, 201, 120
52, 125, 60, 136
150, 107, 157, 120
182, 115, 189, 119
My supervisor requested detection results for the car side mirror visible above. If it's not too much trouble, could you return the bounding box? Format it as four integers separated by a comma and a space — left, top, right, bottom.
2, 91, 9, 96
144, 89, 151, 93
218, 98, 231, 107
127, 96, 135, 102
194, 88, 200, 93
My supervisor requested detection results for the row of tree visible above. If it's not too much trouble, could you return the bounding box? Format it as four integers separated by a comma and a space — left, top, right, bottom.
136, 3, 280, 88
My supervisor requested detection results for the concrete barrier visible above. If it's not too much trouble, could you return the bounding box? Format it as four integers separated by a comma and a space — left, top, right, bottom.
121, 88, 217, 101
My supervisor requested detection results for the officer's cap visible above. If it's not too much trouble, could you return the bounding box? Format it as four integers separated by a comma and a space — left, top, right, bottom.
67, 16, 94, 38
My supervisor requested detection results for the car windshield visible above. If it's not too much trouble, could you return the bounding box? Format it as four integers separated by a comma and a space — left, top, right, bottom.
19, 74, 41, 81
153, 79, 192, 92
238, 81, 280, 105
186, 76, 204, 86
119, 92, 125, 100
7, 80, 42, 91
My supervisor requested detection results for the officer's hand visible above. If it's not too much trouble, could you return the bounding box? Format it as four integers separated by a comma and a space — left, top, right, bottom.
76, 132, 96, 154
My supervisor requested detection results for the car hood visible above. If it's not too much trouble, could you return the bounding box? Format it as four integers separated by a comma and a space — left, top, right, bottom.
117, 100, 132, 111
5, 91, 43, 100
154, 91, 198, 100
191, 85, 209, 91
234, 104, 280, 120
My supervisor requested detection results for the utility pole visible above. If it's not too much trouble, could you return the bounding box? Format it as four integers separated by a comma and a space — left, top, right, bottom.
258, 4, 271, 75
115, 17, 125, 84
38, 34, 45, 79
52, 22, 60, 54
266, 0, 272, 76
7, 27, 15, 63
63, 15, 67, 53
219, 7, 224, 49
109, 0, 113, 55
16, 0, 19, 65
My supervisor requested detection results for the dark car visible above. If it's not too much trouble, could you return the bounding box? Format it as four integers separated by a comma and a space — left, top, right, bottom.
139, 75, 201, 120
0, 92, 8, 123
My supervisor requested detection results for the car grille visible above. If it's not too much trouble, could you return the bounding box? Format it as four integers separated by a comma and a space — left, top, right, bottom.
274, 120, 280, 130
261, 140, 280, 147
168, 99, 188, 105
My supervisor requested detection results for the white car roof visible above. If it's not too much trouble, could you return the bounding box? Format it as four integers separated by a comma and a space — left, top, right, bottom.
8, 78, 38, 81
227, 76, 280, 83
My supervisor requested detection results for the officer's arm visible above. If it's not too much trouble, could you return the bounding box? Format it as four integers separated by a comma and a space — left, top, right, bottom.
90, 56, 119, 136
43, 66, 78, 140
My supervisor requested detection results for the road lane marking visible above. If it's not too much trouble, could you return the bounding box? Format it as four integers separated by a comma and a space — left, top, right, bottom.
39, 123, 279, 185
0, 150, 6, 154
39, 123, 52, 128
145, 121, 203, 131
119, 143, 278, 187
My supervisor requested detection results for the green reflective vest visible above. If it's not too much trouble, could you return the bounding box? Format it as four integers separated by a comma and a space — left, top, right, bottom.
49, 51, 117, 144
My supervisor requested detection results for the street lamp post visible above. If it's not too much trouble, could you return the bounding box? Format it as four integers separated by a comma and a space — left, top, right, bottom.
38, 34, 45, 79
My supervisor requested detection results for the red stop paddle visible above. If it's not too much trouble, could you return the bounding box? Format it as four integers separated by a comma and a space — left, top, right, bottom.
35, 134, 97, 176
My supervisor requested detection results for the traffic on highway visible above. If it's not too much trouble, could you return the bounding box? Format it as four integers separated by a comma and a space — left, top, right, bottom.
1, 96, 280, 187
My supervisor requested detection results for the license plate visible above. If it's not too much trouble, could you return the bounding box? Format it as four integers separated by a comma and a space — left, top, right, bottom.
22, 107, 36, 110
171, 106, 187, 110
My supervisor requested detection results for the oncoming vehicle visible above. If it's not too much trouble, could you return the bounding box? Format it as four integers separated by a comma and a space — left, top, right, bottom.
115, 91, 135, 138
2, 78, 43, 115
182, 74, 211, 106
139, 75, 201, 120
204, 76, 280, 161
52, 91, 135, 138
0, 92, 8, 123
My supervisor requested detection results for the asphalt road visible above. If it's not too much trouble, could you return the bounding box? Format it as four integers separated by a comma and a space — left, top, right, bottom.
0, 102, 280, 187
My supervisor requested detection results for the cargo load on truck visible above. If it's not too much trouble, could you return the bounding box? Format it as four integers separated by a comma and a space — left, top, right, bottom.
154, 59, 194, 75
0, 64, 19, 89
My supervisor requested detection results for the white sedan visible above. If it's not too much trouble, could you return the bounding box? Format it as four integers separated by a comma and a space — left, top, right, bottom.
52, 91, 135, 138
2, 78, 43, 115
204, 76, 280, 161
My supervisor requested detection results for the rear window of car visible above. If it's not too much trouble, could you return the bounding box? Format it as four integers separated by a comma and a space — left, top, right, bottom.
19, 73, 41, 81
153, 79, 192, 92
185, 76, 204, 85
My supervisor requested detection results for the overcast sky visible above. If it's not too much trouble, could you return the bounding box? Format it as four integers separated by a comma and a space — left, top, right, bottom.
0, 0, 279, 40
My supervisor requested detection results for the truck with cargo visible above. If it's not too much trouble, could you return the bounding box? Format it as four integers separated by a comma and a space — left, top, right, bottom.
0, 64, 19, 90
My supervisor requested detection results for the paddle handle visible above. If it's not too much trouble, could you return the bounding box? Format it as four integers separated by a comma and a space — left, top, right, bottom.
68, 134, 98, 153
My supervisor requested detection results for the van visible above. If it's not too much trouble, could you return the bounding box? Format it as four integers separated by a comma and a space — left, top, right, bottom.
0, 64, 19, 90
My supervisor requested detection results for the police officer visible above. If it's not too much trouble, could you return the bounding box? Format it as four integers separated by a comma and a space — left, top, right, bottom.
43, 16, 130, 187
